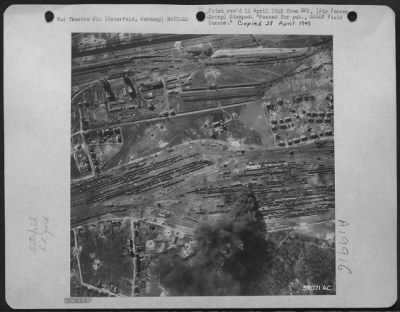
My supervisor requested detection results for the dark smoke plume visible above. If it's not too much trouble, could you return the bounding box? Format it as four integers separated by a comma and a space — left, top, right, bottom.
152, 190, 276, 296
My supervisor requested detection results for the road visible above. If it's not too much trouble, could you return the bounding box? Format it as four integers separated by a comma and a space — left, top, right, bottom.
71, 83, 96, 101
144, 220, 195, 237
73, 229, 123, 297
73, 229, 83, 283
267, 219, 335, 233
130, 218, 137, 297
85, 100, 258, 133
72, 86, 95, 177
160, 78, 170, 111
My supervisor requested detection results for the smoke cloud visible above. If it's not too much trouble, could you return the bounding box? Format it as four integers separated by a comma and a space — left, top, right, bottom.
152, 190, 276, 296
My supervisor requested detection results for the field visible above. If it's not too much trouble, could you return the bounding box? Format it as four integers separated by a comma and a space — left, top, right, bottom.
74, 218, 134, 296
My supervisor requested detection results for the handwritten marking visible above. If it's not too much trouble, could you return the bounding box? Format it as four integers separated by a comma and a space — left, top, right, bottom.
336, 219, 352, 274
28, 216, 54, 253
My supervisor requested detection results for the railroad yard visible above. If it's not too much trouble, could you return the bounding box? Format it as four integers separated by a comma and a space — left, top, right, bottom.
71, 34, 335, 297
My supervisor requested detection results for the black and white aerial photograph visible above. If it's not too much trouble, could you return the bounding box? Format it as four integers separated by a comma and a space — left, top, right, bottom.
70, 33, 335, 297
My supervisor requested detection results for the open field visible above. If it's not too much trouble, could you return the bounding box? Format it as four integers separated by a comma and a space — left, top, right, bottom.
74, 218, 134, 296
